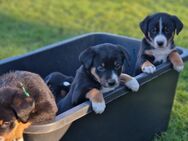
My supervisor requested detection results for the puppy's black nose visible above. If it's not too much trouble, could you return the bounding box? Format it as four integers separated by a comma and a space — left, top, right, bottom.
108, 79, 116, 86
157, 41, 164, 46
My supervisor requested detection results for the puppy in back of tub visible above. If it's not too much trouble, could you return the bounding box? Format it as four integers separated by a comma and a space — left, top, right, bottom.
58, 43, 140, 114
45, 72, 73, 103
0, 71, 58, 141
138, 12, 184, 74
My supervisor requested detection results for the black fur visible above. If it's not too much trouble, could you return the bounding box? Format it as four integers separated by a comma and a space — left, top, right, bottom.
136, 13, 183, 73
57, 43, 128, 114
45, 72, 73, 103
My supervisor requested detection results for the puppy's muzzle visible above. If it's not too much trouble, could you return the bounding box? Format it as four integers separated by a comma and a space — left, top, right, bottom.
107, 79, 116, 87
157, 41, 164, 47
154, 34, 167, 48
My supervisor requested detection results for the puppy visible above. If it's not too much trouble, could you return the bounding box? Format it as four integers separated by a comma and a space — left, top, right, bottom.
58, 43, 139, 114
45, 72, 73, 103
0, 71, 58, 141
138, 12, 184, 74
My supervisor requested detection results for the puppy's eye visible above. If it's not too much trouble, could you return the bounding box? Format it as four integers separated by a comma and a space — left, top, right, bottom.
115, 63, 121, 70
151, 27, 157, 34
164, 27, 169, 33
97, 66, 105, 72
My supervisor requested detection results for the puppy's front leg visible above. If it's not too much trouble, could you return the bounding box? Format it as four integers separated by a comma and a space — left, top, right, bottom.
169, 51, 184, 72
141, 60, 156, 74
120, 73, 139, 92
86, 88, 106, 114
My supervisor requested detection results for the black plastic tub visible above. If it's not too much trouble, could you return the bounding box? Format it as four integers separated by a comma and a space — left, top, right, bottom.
0, 33, 188, 141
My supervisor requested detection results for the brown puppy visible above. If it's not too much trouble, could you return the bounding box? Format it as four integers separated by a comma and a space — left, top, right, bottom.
0, 71, 58, 141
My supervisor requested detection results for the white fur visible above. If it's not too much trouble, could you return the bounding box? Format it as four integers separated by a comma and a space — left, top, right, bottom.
16, 137, 24, 141
101, 71, 119, 93
125, 78, 140, 92
153, 18, 167, 48
112, 71, 119, 84
63, 81, 70, 86
154, 34, 167, 48
101, 86, 116, 93
15, 137, 24, 141
173, 64, 184, 72
91, 100, 106, 114
150, 47, 173, 63
142, 65, 156, 74
159, 18, 162, 34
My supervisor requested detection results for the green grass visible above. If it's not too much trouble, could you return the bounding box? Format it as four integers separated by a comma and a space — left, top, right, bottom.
0, 0, 188, 140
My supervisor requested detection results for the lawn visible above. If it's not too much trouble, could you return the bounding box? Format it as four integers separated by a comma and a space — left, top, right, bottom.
0, 0, 188, 140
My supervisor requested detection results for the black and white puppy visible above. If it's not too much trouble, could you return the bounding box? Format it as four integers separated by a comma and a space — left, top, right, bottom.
138, 12, 184, 73
58, 43, 139, 114
45, 72, 73, 103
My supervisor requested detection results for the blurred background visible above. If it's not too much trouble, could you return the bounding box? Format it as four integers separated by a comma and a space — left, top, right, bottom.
0, 0, 187, 140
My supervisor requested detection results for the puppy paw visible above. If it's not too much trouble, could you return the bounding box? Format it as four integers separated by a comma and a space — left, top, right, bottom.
173, 64, 184, 72
91, 101, 106, 114
142, 65, 156, 74
125, 78, 140, 92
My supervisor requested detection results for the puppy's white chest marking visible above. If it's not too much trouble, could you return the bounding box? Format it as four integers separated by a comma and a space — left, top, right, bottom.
147, 47, 173, 63
101, 86, 118, 93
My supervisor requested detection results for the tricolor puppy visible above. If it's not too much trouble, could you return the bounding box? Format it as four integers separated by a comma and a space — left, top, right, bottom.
139, 12, 184, 73
0, 71, 57, 141
45, 72, 73, 103
58, 43, 139, 114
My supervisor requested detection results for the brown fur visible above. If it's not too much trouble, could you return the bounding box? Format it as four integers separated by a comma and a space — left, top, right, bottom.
141, 60, 154, 71
2, 121, 31, 141
120, 73, 133, 83
91, 68, 100, 82
86, 89, 104, 103
169, 51, 183, 68
0, 71, 58, 141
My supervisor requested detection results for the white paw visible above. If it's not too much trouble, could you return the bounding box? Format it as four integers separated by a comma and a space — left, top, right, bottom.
91, 101, 106, 114
173, 64, 184, 72
142, 65, 156, 74
125, 78, 140, 92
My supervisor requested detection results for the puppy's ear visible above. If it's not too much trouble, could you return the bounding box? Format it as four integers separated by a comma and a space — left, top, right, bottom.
117, 45, 130, 66
11, 92, 35, 123
139, 15, 151, 35
79, 47, 95, 69
171, 15, 183, 35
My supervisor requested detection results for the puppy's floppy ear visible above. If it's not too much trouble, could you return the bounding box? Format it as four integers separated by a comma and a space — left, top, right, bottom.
11, 92, 35, 123
171, 15, 183, 35
79, 47, 95, 69
117, 45, 130, 66
139, 15, 151, 35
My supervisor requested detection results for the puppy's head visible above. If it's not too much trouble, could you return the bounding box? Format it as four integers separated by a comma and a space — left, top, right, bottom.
0, 87, 35, 140
140, 13, 183, 48
79, 43, 127, 88
45, 72, 73, 98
